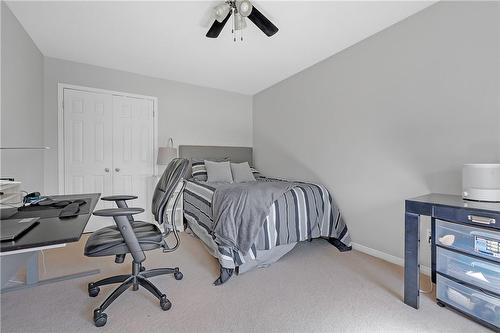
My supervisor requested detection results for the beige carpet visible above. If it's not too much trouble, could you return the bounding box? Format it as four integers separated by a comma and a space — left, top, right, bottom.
0, 233, 491, 333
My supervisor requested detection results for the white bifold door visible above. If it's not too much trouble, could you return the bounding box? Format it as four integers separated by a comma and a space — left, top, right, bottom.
63, 88, 155, 231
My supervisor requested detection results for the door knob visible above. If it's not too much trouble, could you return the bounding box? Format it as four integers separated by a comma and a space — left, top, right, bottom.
115, 168, 120, 172
104, 168, 110, 172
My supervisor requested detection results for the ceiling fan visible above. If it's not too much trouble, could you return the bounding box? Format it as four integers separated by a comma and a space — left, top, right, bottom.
206, 0, 279, 40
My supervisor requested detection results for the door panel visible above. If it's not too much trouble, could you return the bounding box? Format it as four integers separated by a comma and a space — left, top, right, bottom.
112, 96, 154, 222
63, 90, 155, 230
63, 89, 114, 231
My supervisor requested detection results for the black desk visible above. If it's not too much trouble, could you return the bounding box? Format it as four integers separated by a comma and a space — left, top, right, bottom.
0, 193, 101, 292
404, 193, 500, 309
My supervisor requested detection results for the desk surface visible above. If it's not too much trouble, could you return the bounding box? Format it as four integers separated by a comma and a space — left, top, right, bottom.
0, 193, 100, 253
406, 193, 500, 213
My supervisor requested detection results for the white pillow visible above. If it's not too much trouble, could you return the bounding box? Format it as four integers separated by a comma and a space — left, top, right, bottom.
231, 162, 256, 183
205, 160, 233, 183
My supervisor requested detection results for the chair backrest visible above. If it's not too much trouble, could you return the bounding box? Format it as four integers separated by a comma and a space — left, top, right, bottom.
151, 158, 189, 225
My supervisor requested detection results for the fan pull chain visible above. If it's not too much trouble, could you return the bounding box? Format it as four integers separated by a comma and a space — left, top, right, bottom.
232, 8, 236, 42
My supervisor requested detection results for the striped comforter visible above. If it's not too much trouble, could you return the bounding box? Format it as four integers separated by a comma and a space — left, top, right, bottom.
183, 177, 352, 270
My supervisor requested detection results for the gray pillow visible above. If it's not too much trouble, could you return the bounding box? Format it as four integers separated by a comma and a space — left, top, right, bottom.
191, 157, 228, 181
231, 162, 256, 183
205, 160, 233, 183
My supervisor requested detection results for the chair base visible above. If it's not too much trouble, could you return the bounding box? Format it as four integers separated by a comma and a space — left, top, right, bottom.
88, 262, 183, 327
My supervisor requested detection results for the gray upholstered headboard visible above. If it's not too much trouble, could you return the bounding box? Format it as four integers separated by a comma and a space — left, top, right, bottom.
178, 145, 253, 178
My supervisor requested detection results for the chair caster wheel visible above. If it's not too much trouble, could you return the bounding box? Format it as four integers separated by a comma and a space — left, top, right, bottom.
160, 295, 172, 311
437, 301, 446, 308
88, 283, 100, 297
93, 309, 107, 327
174, 272, 183, 280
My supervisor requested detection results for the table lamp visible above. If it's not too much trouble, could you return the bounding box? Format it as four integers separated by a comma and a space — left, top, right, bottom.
157, 138, 177, 167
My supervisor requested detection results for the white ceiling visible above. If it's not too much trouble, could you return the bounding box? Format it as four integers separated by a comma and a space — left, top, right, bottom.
7, 1, 435, 95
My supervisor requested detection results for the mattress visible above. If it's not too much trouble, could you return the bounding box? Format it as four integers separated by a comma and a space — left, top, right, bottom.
183, 177, 352, 283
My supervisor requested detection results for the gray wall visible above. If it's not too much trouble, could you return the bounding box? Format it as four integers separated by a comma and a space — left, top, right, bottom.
253, 1, 500, 267
43, 58, 253, 194
1, 2, 44, 192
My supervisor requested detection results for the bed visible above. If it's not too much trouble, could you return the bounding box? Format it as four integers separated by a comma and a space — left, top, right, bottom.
179, 145, 352, 284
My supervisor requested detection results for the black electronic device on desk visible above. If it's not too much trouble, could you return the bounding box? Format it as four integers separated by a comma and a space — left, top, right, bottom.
14, 196, 90, 219
0, 217, 39, 241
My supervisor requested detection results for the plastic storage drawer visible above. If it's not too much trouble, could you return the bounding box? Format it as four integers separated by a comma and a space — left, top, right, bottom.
433, 206, 500, 230
437, 274, 500, 329
437, 247, 500, 295
436, 219, 500, 263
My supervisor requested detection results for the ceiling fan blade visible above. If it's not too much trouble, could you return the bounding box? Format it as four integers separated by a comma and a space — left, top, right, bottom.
247, 6, 278, 37
206, 12, 231, 38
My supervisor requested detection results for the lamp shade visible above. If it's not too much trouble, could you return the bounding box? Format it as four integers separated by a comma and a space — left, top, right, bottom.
214, 3, 230, 22
157, 147, 177, 165
238, 0, 253, 17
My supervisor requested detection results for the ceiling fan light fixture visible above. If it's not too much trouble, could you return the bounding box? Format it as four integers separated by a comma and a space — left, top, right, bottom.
214, 3, 230, 23
237, 0, 253, 17
206, 1, 278, 39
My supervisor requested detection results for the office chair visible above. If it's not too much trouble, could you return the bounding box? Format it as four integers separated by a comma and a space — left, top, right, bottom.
84, 158, 189, 327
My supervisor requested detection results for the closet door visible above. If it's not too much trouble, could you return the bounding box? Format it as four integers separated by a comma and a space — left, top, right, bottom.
112, 96, 154, 222
63, 89, 115, 230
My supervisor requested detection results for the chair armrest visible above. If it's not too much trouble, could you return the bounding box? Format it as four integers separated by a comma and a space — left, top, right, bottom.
93, 207, 147, 263
101, 195, 138, 202
93, 208, 144, 217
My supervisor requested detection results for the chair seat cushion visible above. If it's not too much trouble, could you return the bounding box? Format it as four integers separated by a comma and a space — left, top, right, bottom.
84, 221, 163, 257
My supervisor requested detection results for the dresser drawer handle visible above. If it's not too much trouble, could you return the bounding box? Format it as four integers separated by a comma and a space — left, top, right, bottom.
467, 215, 496, 225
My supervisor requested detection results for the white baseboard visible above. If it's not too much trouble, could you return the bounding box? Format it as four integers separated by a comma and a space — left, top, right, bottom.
351, 242, 431, 276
